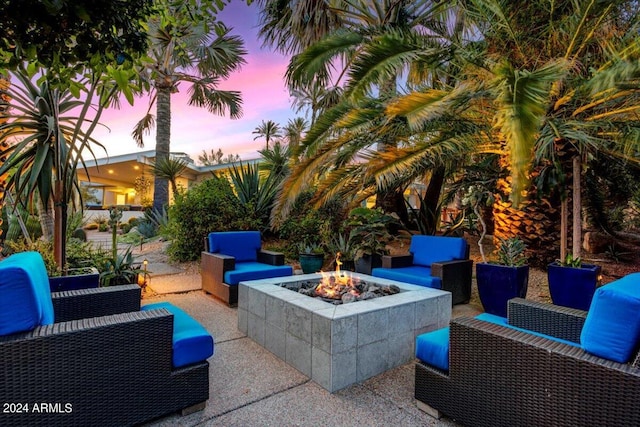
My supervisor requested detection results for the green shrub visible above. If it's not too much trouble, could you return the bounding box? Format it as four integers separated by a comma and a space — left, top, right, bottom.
136, 220, 157, 238
167, 176, 246, 261
98, 223, 108, 232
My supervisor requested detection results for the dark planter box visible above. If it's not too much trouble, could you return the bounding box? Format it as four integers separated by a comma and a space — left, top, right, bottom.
548, 262, 601, 310
299, 254, 324, 274
355, 254, 382, 276
49, 268, 100, 292
476, 263, 529, 318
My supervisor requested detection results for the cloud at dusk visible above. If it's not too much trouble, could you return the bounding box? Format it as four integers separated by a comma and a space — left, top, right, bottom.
93, 2, 299, 162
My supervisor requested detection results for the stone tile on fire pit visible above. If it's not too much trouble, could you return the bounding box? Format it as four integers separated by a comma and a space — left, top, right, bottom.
238, 273, 451, 393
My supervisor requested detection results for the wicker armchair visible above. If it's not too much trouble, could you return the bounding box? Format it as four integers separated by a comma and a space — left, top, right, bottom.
415, 298, 640, 427
0, 284, 210, 427
201, 231, 293, 306
372, 235, 472, 305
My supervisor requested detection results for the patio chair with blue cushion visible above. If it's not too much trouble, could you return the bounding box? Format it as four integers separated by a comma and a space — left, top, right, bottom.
414, 272, 640, 426
371, 235, 472, 305
201, 231, 293, 306
0, 251, 214, 427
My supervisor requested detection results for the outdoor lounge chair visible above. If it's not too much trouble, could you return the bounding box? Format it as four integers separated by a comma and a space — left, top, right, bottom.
415, 272, 640, 427
201, 231, 293, 306
371, 235, 472, 305
0, 251, 213, 427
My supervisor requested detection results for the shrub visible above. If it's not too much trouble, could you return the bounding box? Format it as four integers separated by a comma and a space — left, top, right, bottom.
98, 223, 108, 232
167, 176, 246, 261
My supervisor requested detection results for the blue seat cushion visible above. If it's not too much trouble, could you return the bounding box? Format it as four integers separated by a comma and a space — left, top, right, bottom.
410, 235, 467, 267
142, 302, 214, 368
580, 273, 640, 363
416, 313, 580, 371
371, 266, 441, 289
208, 231, 261, 262
0, 251, 55, 336
224, 262, 293, 286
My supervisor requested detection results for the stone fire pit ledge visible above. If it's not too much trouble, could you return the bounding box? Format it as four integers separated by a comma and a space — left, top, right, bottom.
238, 272, 451, 393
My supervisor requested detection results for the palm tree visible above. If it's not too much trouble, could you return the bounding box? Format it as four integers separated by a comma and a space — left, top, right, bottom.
283, 117, 307, 157
132, 5, 246, 213
269, 1, 469, 225
151, 156, 188, 197
252, 119, 282, 150
290, 81, 343, 126
0, 69, 109, 269
383, 0, 640, 263
258, 141, 292, 179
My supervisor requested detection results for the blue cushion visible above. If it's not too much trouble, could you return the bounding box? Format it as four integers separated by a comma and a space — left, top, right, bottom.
416, 313, 580, 371
410, 235, 466, 267
0, 252, 54, 336
142, 302, 214, 368
224, 262, 293, 286
371, 266, 441, 289
208, 231, 261, 262
580, 273, 640, 363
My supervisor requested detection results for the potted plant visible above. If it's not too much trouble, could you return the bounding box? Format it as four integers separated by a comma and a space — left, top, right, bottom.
476, 237, 529, 317
298, 240, 325, 274
548, 253, 602, 310
346, 207, 396, 275
328, 232, 356, 272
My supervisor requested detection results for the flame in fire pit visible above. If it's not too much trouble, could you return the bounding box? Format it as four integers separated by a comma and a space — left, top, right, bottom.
314, 253, 361, 300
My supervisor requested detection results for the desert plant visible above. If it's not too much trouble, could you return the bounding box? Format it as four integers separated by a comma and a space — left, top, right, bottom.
99, 246, 142, 286
494, 237, 528, 267
557, 253, 583, 268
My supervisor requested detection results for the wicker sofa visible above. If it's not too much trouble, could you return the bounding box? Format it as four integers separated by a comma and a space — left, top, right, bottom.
0, 252, 212, 427
415, 289, 640, 426
201, 231, 293, 306
372, 235, 473, 305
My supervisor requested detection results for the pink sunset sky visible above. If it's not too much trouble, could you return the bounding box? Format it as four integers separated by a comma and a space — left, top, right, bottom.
92, 2, 298, 162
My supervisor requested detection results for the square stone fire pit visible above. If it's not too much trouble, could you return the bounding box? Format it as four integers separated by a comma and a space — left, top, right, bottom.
237, 272, 451, 392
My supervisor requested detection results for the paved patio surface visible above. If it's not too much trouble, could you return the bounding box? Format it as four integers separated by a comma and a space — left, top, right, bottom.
140, 275, 469, 427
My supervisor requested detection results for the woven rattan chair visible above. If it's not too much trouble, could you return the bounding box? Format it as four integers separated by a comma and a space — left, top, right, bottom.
201, 231, 293, 305
0, 253, 211, 427
372, 235, 473, 305
415, 297, 640, 427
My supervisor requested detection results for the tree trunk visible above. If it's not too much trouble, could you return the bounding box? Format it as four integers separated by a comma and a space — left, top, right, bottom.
153, 85, 171, 213
37, 194, 55, 241
53, 180, 66, 271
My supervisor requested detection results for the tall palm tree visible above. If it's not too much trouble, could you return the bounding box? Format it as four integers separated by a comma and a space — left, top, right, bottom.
283, 117, 307, 157
133, 5, 246, 213
252, 119, 282, 150
290, 81, 343, 126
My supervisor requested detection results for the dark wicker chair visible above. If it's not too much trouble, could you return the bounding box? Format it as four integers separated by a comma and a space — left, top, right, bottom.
0, 285, 210, 427
415, 298, 640, 427
201, 231, 292, 306
372, 235, 473, 305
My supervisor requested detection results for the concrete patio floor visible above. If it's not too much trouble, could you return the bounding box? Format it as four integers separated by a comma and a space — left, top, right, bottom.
140, 276, 469, 427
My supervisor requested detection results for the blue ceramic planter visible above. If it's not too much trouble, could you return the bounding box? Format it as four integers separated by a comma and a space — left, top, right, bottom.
476, 263, 529, 318
299, 254, 324, 274
548, 262, 601, 311
49, 268, 100, 292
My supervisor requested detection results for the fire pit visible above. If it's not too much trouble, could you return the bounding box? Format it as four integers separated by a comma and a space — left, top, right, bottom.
238, 272, 451, 392
283, 271, 401, 304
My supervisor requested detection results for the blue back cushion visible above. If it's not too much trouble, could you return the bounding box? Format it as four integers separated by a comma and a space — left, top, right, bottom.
208, 231, 261, 262
581, 273, 640, 363
371, 266, 441, 289
0, 251, 55, 335
142, 302, 214, 368
410, 236, 467, 267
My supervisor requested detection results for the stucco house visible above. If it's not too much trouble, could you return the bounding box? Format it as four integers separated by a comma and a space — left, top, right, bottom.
77, 150, 258, 210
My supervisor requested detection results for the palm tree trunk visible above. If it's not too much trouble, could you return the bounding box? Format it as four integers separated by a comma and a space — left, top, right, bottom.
153, 85, 171, 213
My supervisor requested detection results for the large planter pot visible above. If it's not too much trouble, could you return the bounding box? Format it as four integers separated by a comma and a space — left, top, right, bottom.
49, 268, 100, 292
548, 262, 601, 310
299, 253, 324, 274
476, 263, 529, 318
332, 259, 356, 272
355, 254, 382, 275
